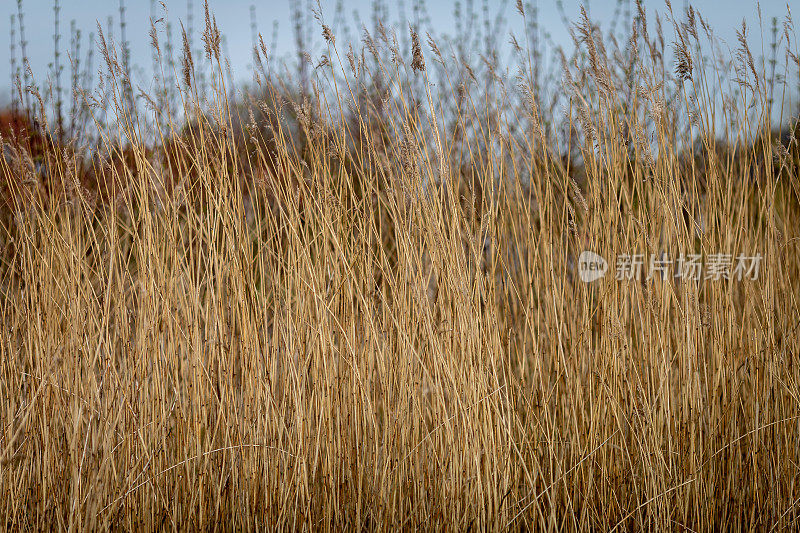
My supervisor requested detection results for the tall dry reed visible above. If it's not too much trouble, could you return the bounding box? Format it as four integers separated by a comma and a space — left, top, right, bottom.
1, 0, 799, 529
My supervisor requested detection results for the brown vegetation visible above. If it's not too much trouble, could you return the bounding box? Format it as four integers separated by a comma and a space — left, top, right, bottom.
1, 0, 800, 530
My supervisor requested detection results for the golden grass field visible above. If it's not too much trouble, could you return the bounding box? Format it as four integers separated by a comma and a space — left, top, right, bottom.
1, 0, 800, 529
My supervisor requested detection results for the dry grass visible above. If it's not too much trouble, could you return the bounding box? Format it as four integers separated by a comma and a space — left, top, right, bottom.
1, 1, 800, 530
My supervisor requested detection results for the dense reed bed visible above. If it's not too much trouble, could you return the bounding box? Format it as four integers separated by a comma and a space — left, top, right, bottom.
1, 0, 800, 529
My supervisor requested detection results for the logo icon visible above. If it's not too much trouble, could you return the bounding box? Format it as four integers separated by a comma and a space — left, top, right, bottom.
578, 251, 608, 282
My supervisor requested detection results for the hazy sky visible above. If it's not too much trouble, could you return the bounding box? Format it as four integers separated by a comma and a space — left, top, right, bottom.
1, 0, 795, 106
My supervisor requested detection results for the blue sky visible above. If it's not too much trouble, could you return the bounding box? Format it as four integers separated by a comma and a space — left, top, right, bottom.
1, 0, 796, 106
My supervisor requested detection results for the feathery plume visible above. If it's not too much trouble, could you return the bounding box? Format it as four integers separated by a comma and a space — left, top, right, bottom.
322, 24, 334, 45
180, 21, 193, 86
410, 24, 425, 73
202, 0, 221, 60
